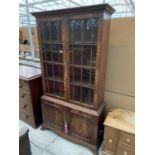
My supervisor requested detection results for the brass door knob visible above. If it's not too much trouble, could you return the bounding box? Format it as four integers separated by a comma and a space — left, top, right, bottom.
124, 151, 128, 155
108, 139, 112, 143
126, 138, 130, 143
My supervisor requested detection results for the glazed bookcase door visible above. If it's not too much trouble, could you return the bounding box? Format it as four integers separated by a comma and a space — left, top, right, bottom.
68, 17, 99, 106
39, 20, 65, 98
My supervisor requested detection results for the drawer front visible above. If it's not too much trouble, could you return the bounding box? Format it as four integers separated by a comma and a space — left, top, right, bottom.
42, 101, 64, 130
70, 110, 97, 145
19, 102, 33, 117
19, 79, 30, 91
119, 131, 135, 147
103, 126, 119, 154
117, 144, 135, 155
19, 91, 31, 105
19, 110, 34, 126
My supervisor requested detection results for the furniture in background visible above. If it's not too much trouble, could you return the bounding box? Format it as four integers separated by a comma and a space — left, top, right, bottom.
32, 4, 115, 153
19, 127, 31, 155
19, 65, 43, 128
102, 109, 135, 155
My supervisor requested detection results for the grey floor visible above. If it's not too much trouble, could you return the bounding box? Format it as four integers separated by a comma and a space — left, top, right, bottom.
19, 120, 103, 155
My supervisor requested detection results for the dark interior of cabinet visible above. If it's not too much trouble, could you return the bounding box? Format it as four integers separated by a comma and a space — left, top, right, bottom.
39, 18, 98, 105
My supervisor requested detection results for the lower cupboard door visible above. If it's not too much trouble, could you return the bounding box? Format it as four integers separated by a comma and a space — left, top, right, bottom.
69, 110, 97, 145
42, 102, 64, 130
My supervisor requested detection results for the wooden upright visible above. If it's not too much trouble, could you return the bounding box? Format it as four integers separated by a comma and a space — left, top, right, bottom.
32, 4, 115, 153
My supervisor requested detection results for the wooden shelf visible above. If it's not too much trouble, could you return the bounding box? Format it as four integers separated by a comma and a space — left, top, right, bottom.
70, 99, 93, 106
69, 64, 95, 69
70, 82, 94, 89
45, 77, 64, 83
44, 61, 63, 65
42, 41, 62, 44
69, 42, 97, 46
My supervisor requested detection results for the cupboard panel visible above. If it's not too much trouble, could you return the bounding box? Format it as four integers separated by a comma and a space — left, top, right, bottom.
42, 102, 64, 130
70, 110, 97, 145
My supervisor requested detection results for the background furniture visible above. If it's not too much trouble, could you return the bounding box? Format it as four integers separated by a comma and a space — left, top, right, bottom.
19, 65, 43, 128
102, 108, 135, 155
32, 4, 114, 153
19, 127, 31, 155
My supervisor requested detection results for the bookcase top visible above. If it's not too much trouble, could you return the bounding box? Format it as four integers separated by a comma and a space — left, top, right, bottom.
32, 4, 115, 17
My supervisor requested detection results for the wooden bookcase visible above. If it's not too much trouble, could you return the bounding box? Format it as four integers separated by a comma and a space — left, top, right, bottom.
32, 4, 114, 153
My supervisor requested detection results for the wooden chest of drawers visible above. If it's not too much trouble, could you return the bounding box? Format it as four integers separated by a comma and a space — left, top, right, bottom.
19, 65, 43, 128
102, 109, 135, 155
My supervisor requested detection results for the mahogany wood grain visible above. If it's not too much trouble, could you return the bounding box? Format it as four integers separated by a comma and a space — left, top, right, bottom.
33, 4, 115, 153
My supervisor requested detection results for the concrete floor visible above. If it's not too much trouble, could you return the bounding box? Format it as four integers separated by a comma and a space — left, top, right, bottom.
19, 120, 103, 155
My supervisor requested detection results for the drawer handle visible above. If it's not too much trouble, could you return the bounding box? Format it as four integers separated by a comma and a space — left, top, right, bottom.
126, 138, 130, 143
20, 94, 25, 98
22, 104, 27, 109
108, 139, 112, 143
19, 84, 23, 88
25, 115, 29, 119
124, 151, 128, 155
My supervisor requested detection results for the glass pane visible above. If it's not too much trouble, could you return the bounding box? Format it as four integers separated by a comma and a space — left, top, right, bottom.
82, 45, 97, 67
91, 18, 98, 42
91, 69, 95, 85
44, 62, 53, 78
69, 18, 98, 43
40, 22, 50, 42
69, 20, 82, 43
44, 63, 63, 81
44, 22, 50, 41
82, 87, 89, 103
90, 89, 94, 104
70, 85, 81, 102
50, 21, 62, 42
68, 18, 98, 105
39, 21, 62, 42
83, 18, 98, 42
54, 81, 64, 97
69, 46, 74, 64
82, 87, 94, 104
52, 44, 63, 63
82, 69, 90, 85
70, 67, 81, 83
39, 22, 44, 41
70, 85, 74, 101
42, 44, 52, 61
91, 46, 97, 67
47, 80, 64, 97
69, 45, 81, 65
53, 64, 63, 81
42, 41, 63, 63
83, 19, 92, 42
82, 45, 91, 66
45, 80, 49, 92
48, 80, 54, 94
39, 20, 64, 98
